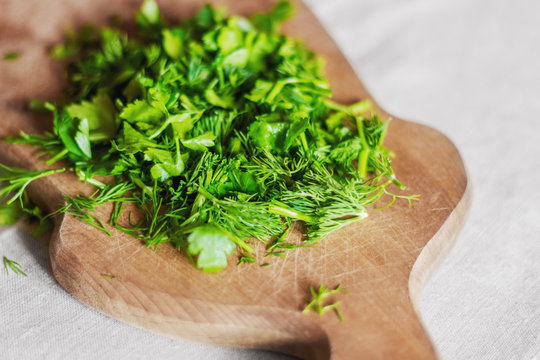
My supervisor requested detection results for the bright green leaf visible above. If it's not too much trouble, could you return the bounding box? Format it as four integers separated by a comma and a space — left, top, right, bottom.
117, 122, 158, 153
217, 28, 243, 54
66, 91, 117, 141
136, 0, 161, 27
222, 48, 248, 67
205, 88, 234, 109
145, 147, 184, 180
55, 111, 92, 160
74, 118, 92, 159
283, 118, 308, 151
187, 224, 236, 273
120, 99, 163, 124
182, 132, 216, 151
162, 28, 185, 60
248, 120, 288, 151
169, 111, 201, 138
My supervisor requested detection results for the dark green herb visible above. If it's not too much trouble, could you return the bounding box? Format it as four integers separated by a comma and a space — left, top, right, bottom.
4, 0, 417, 273
238, 254, 256, 265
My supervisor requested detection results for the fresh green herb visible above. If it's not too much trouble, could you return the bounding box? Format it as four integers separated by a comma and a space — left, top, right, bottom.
266, 224, 310, 257
0, 164, 60, 240
3, 52, 19, 61
3, 256, 27, 276
0, 200, 23, 226
53, 182, 135, 236
303, 284, 345, 321
238, 254, 256, 265
3, 0, 417, 273
101, 273, 116, 279
0, 164, 64, 205
20, 192, 55, 237
186, 224, 236, 272
0, 189, 54, 236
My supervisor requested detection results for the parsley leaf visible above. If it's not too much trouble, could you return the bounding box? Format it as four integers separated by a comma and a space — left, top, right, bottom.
187, 224, 236, 272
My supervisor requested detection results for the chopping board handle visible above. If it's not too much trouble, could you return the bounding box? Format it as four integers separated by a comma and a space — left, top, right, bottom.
327, 307, 436, 359
285, 290, 437, 359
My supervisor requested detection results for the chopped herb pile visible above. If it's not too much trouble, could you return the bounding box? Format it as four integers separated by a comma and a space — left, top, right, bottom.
5, 0, 417, 272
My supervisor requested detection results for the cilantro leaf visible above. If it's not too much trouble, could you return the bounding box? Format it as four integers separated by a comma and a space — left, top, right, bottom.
120, 99, 164, 124
248, 120, 288, 151
116, 122, 158, 154
144, 147, 184, 181
55, 110, 92, 160
162, 28, 186, 60
283, 118, 308, 151
187, 224, 236, 273
136, 0, 161, 28
182, 132, 216, 151
66, 91, 117, 141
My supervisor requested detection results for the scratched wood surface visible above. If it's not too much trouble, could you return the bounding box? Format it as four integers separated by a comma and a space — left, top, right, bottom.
0, 1, 470, 359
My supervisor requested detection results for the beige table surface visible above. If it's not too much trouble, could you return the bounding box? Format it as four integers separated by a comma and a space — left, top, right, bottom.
1, 0, 539, 359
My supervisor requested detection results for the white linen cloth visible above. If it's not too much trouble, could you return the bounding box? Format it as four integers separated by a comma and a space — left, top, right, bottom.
1, 0, 539, 359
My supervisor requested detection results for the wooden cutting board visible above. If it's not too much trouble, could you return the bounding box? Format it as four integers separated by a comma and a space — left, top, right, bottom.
0, 1, 470, 359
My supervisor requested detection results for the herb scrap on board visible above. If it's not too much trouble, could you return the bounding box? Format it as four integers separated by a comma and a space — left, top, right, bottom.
303, 284, 346, 321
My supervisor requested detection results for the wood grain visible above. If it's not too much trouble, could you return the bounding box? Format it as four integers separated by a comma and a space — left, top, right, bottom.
0, 1, 470, 359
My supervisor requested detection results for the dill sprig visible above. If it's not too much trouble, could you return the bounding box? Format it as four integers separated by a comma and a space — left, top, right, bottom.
0, 164, 64, 205
3, 256, 27, 276
54, 182, 135, 236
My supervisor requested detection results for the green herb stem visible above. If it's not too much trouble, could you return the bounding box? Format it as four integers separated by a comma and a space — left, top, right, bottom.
268, 201, 315, 223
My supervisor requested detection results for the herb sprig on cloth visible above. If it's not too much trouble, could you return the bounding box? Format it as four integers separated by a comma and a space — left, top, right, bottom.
6, 0, 417, 272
